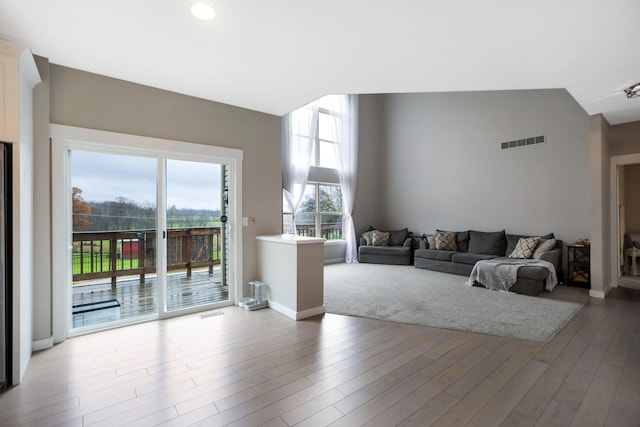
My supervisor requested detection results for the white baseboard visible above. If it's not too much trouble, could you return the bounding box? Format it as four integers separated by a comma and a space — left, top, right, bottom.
267, 300, 325, 320
324, 258, 344, 265
32, 336, 54, 352
590, 282, 615, 299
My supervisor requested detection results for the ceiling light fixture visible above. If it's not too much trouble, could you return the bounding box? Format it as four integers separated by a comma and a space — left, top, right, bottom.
624, 82, 640, 99
191, 2, 216, 20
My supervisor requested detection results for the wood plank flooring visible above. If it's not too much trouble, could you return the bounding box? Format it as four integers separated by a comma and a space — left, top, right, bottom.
1, 284, 639, 426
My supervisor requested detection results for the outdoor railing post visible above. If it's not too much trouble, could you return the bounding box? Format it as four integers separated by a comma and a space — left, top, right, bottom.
110, 236, 117, 289
138, 232, 145, 284
184, 230, 192, 278
208, 232, 214, 275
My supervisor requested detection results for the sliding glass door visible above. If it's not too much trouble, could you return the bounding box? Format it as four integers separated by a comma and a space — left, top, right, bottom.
165, 159, 228, 312
70, 150, 158, 328
67, 147, 232, 332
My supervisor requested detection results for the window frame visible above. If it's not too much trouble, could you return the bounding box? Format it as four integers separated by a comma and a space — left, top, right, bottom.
284, 181, 344, 241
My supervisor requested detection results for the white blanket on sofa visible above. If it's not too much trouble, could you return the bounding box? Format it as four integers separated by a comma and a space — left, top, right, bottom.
466, 259, 558, 292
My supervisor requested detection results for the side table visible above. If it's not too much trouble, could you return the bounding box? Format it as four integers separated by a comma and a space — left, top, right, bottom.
566, 244, 590, 288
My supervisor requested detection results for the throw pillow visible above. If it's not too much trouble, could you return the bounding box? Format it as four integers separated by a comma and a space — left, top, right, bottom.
388, 228, 409, 246
426, 234, 436, 249
510, 237, 540, 259
371, 230, 390, 246
468, 230, 506, 256
435, 230, 457, 251
532, 238, 556, 259
436, 229, 468, 251
506, 232, 554, 256
362, 230, 373, 246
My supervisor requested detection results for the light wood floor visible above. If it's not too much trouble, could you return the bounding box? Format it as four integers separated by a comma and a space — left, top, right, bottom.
1, 285, 639, 426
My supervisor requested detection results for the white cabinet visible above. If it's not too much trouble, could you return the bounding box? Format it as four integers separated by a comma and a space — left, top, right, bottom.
0, 38, 41, 385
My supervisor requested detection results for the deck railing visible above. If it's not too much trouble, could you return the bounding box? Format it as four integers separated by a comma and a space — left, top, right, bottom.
73, 227, 221, 287
295, 223, 343, 240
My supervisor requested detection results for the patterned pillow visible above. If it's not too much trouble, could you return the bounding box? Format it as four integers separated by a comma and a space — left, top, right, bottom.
371, 230, 390, 246
435, 230, 457, 251
362, 230, 374, 246
532, 238, 556, 259
510, 237, 540, 259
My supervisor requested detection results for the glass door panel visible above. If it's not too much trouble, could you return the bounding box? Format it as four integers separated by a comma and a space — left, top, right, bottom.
70, 150, 157, 329
165, 159, 228, 312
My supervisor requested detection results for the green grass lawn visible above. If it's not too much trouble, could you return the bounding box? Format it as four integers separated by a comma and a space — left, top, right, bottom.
72, 253, 140, 274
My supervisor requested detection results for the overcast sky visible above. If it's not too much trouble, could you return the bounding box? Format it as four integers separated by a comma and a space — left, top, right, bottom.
70, 150, 222, 210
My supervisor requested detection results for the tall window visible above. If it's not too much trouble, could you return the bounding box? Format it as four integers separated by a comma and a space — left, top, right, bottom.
283, 95, 345, 240
283, 183, 342, 239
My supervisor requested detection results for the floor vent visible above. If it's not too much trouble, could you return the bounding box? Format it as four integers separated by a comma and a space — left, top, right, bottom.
200, 311, 224, 319
501, 135, 545, 150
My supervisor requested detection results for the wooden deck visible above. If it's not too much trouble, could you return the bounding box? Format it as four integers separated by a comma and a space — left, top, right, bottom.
72, 268, 228, 328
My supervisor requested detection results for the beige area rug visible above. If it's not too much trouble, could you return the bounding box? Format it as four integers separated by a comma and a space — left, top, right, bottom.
324, 263, 584, 342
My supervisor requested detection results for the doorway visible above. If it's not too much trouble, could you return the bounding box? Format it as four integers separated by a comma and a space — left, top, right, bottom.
616, 162, 640, 289
611, 154, 640, 290
51, 125, 243, 339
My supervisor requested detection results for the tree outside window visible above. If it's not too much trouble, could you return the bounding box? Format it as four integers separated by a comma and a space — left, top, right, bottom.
284, 183, 343, 240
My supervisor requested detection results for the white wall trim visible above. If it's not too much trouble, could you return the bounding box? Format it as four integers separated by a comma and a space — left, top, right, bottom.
589, 289, 606, 299
31, 337, 54, 352
609, 153, 640, 293
50, 124, 243, 342
324, 258, 345, 265
266, 301, 325, 320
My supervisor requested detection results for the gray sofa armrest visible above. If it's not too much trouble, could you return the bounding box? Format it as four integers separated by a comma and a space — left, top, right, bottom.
403, 237, 412, 248
359, 237, 367, 246
540, 248, 562, 271
419, 240, 428, 250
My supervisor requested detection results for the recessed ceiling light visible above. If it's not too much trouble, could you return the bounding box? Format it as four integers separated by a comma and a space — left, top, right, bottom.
191, 2, 216, 20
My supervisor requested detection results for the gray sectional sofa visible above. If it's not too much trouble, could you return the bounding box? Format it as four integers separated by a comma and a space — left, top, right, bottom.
358, 227, 413, 265
414, 230, 562, 296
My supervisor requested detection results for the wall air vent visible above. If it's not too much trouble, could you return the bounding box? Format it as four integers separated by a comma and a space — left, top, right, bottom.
501, 135, 545, 150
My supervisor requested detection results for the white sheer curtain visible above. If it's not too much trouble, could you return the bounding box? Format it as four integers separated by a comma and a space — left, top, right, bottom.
333, 95, 359, 263
282, 100, 319, 233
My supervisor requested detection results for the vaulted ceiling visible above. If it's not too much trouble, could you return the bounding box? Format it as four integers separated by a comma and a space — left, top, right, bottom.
1, 0, 639, 124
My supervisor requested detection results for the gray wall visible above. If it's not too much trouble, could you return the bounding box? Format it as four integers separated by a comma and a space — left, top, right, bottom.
624, 164, 640, 234
371, 90, 591, 243
353, 94, 384, 234
589, 114, 611, 295
610, 120, 640, 156
42, 65, 281, 335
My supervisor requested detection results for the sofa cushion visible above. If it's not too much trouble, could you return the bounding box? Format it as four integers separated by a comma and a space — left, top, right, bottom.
468, 230, 506, 256
532, 239, 556, 259
506, 232, 554, 256
509, 237, 540, 259
414, 249, 456, 262
451, 252, 497, 265
359, 245, 411, 257
435, 231, 457, 251
371, 230, 390, 246
491, 257, 549, 281
388, 228, 409, 246
455, 231, 470, 252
